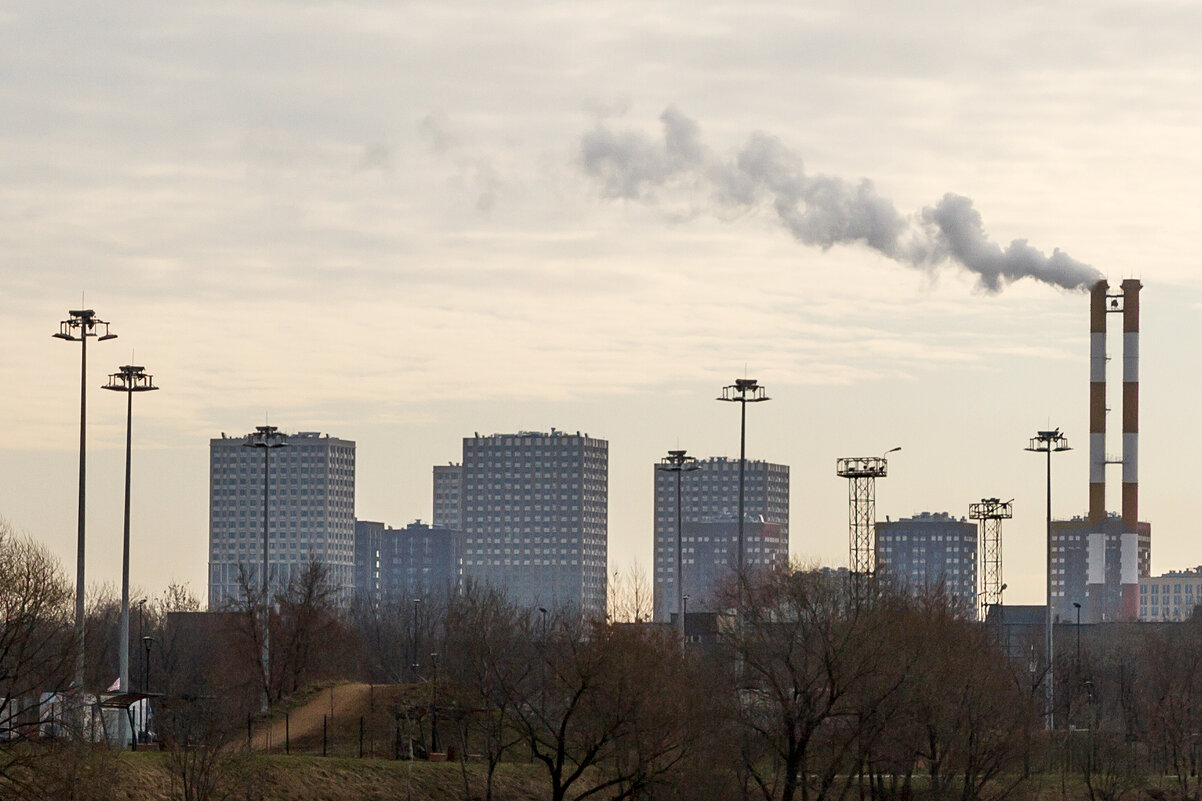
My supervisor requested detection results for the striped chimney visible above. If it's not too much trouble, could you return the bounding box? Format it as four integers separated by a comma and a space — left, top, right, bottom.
1122, 279, 1141, 530
1089, 280, 1108, 524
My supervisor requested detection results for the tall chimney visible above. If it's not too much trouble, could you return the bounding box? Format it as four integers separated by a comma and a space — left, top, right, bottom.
1089, 280, 1108, 524
1121, 279, 1141, 530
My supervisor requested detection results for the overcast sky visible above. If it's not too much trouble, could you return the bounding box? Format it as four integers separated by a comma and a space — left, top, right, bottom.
2, 1, 1201, 606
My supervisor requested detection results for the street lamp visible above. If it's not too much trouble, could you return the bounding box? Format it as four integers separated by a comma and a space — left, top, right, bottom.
1027, 427, 1071, 731
430, 651, 440, 753
538, 607, 548, 718
103, 365, 157, 747
244, 425, 286, 708
998, 583, 1008, 656
54, 309, 117, 694
717, 379, 770, 615
1073, 601, 1082, 667
411, 598, 422, 684
142, 635, 154, 704
243, 426, 288, 604
682, 595, 690, 644
657, 450, 700, 641
135, 598, 147, 739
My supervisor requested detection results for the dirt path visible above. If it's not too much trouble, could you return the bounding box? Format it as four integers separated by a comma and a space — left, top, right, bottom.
251, 683, 380, 752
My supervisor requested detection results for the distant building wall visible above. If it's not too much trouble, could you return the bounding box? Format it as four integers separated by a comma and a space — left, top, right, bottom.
1139, 568, 1202, 622
876, 512, 977, 613
653, 458, 789, 622
459, 430, 608, 617
208, 431, 355, 608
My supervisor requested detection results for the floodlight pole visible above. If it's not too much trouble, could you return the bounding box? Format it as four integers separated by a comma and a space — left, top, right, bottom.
103, 365, 158, 748
244, 425, 287, 705
53, 309, 116, 695
718, 379, 770, 617
1027, 428, 1070, 731
657, 450, 699, 641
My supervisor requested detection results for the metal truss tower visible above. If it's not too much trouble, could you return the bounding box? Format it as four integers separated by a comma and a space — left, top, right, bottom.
836, 453, 895, 600
969, 498, 1013, 622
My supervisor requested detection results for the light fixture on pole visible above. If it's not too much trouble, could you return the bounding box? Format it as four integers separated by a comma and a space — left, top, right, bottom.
1027, 427, 1070, 731
836, 447, 899, 604
243, 425, 288, 603
657, 449, 700, 642
682, 595, 689, 644
1073, 601, 1082, 667
244, 424, 287, 704
54, 309, 117, 695
411, 597, 422, 684
142, 636, 154, 697
717, 379, 770, 616
999, 583, 1008, 655
135, 598, 147, 741
103, 365, 158, 748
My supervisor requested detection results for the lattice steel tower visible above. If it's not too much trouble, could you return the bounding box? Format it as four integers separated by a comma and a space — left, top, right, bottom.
836, 450, 897, 600
969, 498, 1012, 622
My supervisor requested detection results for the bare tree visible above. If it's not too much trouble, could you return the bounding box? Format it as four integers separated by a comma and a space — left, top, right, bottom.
870, 592, 1032, 801
271, 561, 349, 699
507, 610, 701, 801
727, 568, 909, 801
226, 561, 351, 706
443, 584, 531, 801
608, 561, 653, 624
0, 523, 76, 796
1140, 621, 1202, 799
158, 692, 250, 801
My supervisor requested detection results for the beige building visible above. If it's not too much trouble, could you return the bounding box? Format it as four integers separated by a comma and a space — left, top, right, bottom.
1139, 568, 1202, 622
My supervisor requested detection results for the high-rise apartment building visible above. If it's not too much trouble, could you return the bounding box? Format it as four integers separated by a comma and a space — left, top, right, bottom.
875, 512, 977, 613
1052, 515, 1151, 622
457, 430, 608, 617
432, 464, 463, 530
208, 431, 355, 608
354, 519, 463, 602
652, 457, 789, 622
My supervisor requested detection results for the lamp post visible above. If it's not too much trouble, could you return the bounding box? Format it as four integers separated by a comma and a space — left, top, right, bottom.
142, 634, 154, 738
243, 426, 288, 605
717, 379, 770, 616
135, 598, 147, 740
411, 598, 422, 684
430, 651, 440, 753
538, 607, 548, 717
1027, 428, 1070, 731
998, 583, 1008, 656
657, 450, 700, 641
103, 365, 157, 748
682, 595, 689, 644
1073, 601, 1082, 667
244, 425, 286, 703
53, 309, 117, 694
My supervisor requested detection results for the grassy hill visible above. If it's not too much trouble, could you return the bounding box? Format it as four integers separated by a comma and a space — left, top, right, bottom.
62, 751, 550, 801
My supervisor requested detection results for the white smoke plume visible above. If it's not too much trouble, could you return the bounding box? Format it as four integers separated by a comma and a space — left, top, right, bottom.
580, 108, 1101, 292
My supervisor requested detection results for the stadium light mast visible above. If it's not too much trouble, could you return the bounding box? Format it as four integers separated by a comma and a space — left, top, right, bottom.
657, 449, 700, 641
103, 365, 158, 747
717, 379, 770, 616
53, 309, 117, 694
1027, 428, 1070, 731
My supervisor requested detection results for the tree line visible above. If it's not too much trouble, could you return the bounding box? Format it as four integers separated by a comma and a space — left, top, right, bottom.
3, 524, 1202, 801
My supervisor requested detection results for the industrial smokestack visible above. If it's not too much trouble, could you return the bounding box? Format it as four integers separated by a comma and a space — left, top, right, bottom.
1089, 281, 1108, 524
1122, 279, 1141, 530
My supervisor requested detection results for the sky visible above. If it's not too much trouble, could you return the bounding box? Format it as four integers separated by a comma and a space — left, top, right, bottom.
2, 1, 1201, 607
